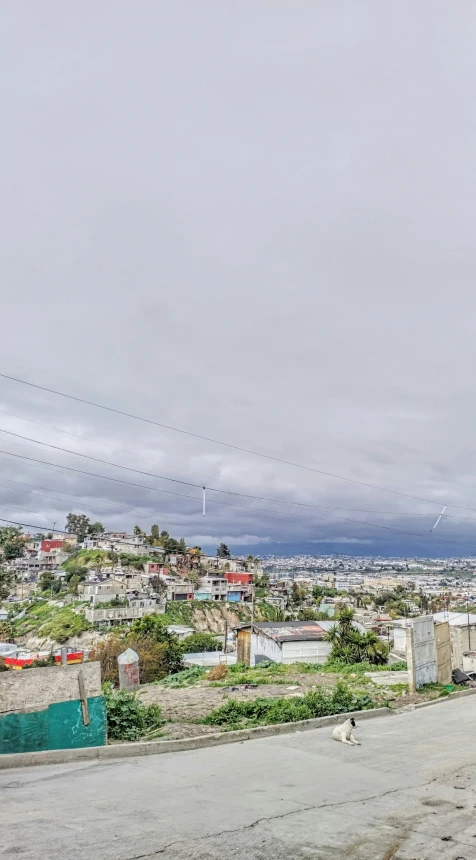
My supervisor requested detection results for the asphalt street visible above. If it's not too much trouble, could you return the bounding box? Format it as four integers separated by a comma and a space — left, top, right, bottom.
2, 698, 476, 859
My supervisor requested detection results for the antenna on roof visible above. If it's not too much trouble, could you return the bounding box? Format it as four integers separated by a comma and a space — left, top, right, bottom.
430, 505, 446, 531
202, 486, 206, 517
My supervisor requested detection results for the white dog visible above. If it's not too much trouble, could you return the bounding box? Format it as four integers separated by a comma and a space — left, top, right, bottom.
332, 717, 361, 746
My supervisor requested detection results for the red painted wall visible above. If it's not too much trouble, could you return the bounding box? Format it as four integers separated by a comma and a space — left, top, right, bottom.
41, 540, 66, 552
223, 572, 253, 585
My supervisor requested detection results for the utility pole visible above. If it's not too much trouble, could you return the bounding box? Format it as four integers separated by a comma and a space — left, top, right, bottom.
249, 593, 254, 667
467, 600, 472, 651
224, 618, 228, 654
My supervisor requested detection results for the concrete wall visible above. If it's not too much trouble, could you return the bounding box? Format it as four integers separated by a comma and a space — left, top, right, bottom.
462, 652, 476, 673
0, 662, 105, 755
0, 662, 101, 715
393, 624, 408, 655
406, 616, 437, 690
450, 625, 476, 670
435, 621, 452, 685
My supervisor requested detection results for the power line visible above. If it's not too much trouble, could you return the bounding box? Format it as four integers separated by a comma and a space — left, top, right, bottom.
0, 413, 442, 518
0, 407, 218, 486
3, 417, 476, 523
0, 371, 455, 509
0, 476, 194, 530
1, 445, 476, 552
2, 427, 473, 529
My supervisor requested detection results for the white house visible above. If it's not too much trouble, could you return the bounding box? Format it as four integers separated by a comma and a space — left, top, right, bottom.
78, 579, 127, 605
236, 621, 335, 666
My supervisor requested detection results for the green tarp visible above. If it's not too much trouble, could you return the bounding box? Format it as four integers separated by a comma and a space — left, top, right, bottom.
0, 696, 107, 754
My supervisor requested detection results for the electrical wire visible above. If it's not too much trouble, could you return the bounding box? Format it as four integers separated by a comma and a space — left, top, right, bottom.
0, 476, 197, 531
2, 427, 473, 527
1, 445, 476, 552
0, 371, 460, 510
4, 407, 471, 522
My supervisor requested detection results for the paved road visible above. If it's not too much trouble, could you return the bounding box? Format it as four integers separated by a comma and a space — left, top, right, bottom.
2, 698, 476, 859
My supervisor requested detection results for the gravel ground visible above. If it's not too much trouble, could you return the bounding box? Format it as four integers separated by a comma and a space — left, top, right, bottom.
136, 668, 442, 733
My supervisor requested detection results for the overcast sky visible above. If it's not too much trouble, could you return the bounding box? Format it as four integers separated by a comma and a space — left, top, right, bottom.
1, 3, 476, 557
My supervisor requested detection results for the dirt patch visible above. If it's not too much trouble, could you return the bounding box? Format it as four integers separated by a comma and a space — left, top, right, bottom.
137, 680, 323, 722
136, 667, 445, 733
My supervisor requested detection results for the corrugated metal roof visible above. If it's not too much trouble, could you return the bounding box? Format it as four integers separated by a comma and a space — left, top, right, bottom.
238, 618, 365, 642
249, 621, 328, 643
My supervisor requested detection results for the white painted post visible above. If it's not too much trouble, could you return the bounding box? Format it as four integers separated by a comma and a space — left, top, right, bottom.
117, 648, 140, 691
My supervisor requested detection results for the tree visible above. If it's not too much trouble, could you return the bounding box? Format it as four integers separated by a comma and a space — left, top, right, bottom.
324, 608, 387, 665
63, 564, 88, 583
291, 582, 307, 606
150, 524, 160, 540
133, 525, 143, 536
0, 619, 14, 642
217, 543, 231, 558
0, 567, 13, 600
65, 514, 90, 541
254, 572, 270, 589
88, 521, 104, 535
68, 574, 81, 595
130, 615, 183, 674
0, 527, 25, 561
178, 538, 187, 553
181, 632, 223, 653
39, 570, 55, 593
297, 608, 332, 621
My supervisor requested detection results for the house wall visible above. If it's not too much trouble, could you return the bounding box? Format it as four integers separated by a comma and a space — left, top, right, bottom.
282, 640, 332, 664
251, 632, 283, 666
224, 572, 253, 585
393, 624, 407, 654
462, 652, 476, 673
450, 625, 476, 670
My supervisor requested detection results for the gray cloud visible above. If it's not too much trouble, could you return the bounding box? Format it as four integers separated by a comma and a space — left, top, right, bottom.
1, 2, 476, 556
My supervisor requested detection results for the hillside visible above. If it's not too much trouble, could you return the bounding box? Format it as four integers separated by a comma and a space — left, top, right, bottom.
5, 597, 276, 650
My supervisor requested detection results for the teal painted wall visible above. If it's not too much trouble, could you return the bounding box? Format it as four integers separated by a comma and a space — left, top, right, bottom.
0, 696, 107, 755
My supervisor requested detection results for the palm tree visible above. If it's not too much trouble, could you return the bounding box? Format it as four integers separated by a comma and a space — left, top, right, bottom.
325, 608, 387, 665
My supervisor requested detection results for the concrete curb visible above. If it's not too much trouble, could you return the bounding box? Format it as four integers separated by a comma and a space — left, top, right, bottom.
0, 706, 392, 770
397, 686, 476, 712
4, 689, 476, 770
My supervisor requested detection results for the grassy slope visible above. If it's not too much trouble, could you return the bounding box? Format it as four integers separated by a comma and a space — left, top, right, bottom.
11, 600, 91, 643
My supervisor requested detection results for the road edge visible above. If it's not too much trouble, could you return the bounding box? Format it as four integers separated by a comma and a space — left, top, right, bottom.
3, 688, 476, 770
0, 706, 392, 769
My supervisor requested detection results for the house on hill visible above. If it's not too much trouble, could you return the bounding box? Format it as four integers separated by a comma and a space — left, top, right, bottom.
235, 620, 347, 666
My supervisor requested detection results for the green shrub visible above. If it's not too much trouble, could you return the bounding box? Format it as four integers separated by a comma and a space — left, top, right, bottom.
181, 632, 222, 653
202, 682, 375, 729
93, 634, 179, 685
130, 615, 184, 675
158, 666, 207, 687
103, 684, 163, 741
